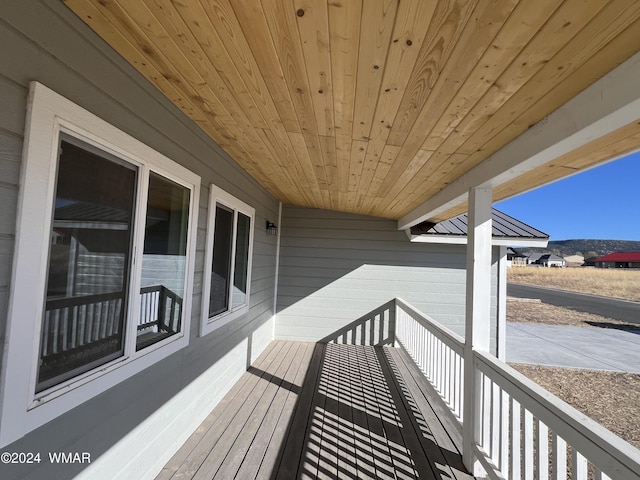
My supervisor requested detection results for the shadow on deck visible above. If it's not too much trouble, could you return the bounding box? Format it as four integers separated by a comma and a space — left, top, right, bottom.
156, 340, 475, 480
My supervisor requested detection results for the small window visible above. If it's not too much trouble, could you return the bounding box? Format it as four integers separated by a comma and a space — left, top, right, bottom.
201, 186, 254, 335
0, 82, 200, 446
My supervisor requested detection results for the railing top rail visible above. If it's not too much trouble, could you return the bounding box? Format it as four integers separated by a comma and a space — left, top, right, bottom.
46, 291, 124, 309
475, 349, 640, 479
395, 297, 465, 354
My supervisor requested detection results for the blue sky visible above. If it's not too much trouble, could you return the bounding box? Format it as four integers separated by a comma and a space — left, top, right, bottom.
495, 150, 640, 241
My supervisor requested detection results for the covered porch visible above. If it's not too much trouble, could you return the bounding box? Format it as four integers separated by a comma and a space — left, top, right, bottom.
157, 340, 472, 480
157, 300, 640, 480
2, 1, 640, 479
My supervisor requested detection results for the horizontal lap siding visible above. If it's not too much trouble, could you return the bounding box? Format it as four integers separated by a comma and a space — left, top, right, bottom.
276, 206, 498, 349
0, 2, 277, 479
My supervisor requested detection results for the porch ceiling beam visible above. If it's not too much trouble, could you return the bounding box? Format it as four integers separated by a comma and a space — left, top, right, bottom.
397, 50, 640, 231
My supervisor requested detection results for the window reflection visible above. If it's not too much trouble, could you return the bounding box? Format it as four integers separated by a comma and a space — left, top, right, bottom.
136, 173, 190, 351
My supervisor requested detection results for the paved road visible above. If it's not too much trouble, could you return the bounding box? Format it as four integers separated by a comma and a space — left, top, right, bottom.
507, 283, 640, 325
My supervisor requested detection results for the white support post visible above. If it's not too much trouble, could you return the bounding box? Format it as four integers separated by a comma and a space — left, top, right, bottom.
497, 246, 508, 361
463, 187, 493, 475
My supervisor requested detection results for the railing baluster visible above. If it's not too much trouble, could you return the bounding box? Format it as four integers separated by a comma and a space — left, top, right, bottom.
71, 306, 78, 350
491, 380, 501, 468
524, 410, 534, 479
481, 373, 490, 453
572, 450, 588, 480
500, 390, 509, 478
78, 304, 86, 346
538, 420, 549, 480
552, 432, 567, 480
511, 398, 522, 479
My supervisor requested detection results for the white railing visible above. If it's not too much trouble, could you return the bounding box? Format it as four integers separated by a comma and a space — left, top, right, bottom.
395, 297, 465, 425
393, 298, 640, 480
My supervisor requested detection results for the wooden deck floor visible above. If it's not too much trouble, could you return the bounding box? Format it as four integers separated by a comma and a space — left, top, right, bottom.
156, 341, 475, 480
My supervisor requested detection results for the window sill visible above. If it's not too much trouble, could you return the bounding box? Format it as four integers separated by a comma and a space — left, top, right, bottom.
200, 306, 249, 336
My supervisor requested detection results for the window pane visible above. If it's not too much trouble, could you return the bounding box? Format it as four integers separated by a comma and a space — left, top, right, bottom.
137, 173, 190, 351
209, 204, 233, 317
232, 213, 251, 307
38, 139, 136, 392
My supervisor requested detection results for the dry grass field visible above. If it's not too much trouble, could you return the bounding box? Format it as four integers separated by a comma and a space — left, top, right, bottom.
507, 266, 640, 302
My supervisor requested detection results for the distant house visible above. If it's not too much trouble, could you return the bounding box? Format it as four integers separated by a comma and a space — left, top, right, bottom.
595, 252, 640, 268
584, 256, 600, 267
526, 253, 545, 265
506, 247, 528, 267
564, 254, 585, 267
538, 254, 566, 268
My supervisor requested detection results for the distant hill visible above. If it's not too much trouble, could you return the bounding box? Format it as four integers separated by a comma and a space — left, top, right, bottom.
520, 239, 640, 258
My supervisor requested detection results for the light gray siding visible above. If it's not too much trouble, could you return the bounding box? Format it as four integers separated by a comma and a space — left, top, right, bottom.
0, 1, 277, 479
276, 206, 499, 349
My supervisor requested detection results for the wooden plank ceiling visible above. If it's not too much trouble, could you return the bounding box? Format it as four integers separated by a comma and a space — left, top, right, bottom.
63, 0, 640, 222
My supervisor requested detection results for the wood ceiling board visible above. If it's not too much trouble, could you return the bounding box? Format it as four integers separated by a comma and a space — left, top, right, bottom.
366, 144, 402, 208
351, 0, 398, 142
346, 140, 368, 212
287, 132, 324, 208
385, 0, 479, 147
375, 0, 511, 204
328, 0, 361, 212
152, 0, 273, 131
358, 0, 438, 202
436, 0, 605, 159
231, 1, 301, 134
420, 0, 563, 153
260, 0, 330, 198
294, 0, 335, 137
377, 149, 447, 218
113, 0, 251, 129
457, 0, 634, 159
174, 0, 284, 131
64, 0, 213, 125
63, 0, 640, 225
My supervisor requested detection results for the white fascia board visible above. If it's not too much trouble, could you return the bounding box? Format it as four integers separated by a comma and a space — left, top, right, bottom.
409, 235, 549, 247
398, 50, 640, 230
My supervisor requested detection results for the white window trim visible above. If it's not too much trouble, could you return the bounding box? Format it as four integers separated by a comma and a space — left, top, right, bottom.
0, 82, 200, 447
201, 185, 255, 336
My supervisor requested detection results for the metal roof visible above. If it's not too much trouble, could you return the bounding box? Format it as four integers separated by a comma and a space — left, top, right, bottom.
595, 252, 640, 262
411, 208, 549, 240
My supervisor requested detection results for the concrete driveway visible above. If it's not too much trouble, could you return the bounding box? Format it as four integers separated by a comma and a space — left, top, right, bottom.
506, 322, 640, 373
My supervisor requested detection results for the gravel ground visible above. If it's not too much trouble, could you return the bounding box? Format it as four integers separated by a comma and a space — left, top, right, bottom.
507, 299, 640, 450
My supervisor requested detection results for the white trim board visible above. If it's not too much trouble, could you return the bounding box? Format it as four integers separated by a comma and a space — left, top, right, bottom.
408, 234, 549, 248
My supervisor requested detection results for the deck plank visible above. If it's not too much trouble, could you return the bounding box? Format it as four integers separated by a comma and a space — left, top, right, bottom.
157, 341, 475, 480
386, 346, 474, 480
213, 342, 304, 478
269, 343, 326, 480
159, 340, 288, 479
191, 342, 298, 479
235, 342, 313, 479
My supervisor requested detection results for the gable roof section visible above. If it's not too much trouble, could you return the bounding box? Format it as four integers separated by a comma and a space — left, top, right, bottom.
409, 208, 549, 247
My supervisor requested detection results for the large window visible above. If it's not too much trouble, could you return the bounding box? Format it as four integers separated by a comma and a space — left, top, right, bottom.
0, 82, 199, 446
201, 186, 254, 335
